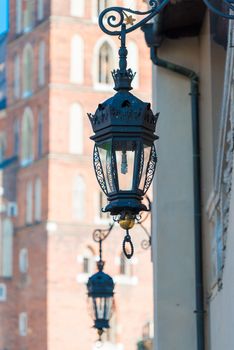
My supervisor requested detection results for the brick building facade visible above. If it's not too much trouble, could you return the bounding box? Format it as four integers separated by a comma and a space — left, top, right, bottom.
0, 1, 153, 349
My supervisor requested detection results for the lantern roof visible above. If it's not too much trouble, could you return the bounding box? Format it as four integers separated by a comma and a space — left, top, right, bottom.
87, 265, 114, 298
88, 90, 159, 142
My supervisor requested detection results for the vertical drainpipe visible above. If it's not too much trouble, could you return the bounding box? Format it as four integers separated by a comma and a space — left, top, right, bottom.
150, 46, 205, 350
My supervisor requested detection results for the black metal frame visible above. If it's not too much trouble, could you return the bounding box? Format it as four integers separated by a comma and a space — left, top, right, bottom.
88, 28, 158, 217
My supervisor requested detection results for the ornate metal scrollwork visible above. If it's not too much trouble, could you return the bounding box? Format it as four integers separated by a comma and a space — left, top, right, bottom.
98, 0, 234, 38
93, 145, 108, 195
98, 0, 171, 36
143, 145, 157, 195
137, 196, 152, 250
93, 223, 114, 243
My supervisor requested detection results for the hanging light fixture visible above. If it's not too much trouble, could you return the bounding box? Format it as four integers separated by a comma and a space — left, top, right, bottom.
87, 234, 115, 340
88, 24, 158, 258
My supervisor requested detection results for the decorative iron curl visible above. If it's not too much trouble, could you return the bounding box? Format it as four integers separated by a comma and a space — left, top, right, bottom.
137, 196, 152, 250
143, 145, 157, 195
93, 223, 114, 243
98, 0, 234, 37
98, 0, 170, 36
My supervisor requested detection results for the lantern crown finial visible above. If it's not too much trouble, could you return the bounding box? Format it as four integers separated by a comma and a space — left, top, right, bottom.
112, 68, 136, 92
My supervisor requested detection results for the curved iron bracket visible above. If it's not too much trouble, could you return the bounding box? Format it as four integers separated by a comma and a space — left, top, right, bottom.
92, 223, 114, 264
137, 195, 152, 250
93, 223, 114, 243
98, 1, 170, 36
99, 0, 234, 38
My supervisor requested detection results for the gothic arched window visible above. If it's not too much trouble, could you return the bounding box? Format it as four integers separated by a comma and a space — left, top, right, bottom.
34, 177, 42, 222
22, 44, 34, 97
14, 54, 20, 99
38, 41, 45, 86
37, 0, 44, 21
98, 42, 113, 85
37, 110, 43, 158
2, 219, 13, 278
73, 175, 85, 220
69, 103, 83, 154
16, 0, 22, 34
26, 181, 33, 224
23, 0, 35, 32
21, 107, 34, 165
70, 35, 84, 84
83, 247, 95, 274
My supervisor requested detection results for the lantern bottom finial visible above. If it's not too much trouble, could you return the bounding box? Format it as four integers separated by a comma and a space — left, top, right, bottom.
119, 213, 135, 230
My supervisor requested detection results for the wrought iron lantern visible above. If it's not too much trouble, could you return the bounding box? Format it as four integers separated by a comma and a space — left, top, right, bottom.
88, 26, 158, 237
87, 237, 115, 340
88, 0, 234, 258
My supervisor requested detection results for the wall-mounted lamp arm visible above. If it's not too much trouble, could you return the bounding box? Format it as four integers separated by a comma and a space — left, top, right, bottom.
99, 0, 234, 38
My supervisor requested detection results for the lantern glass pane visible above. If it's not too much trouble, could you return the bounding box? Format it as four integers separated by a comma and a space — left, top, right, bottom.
104, 297, 113, 320
87, 296, 97, 320
139, 144, 151, 191
114, 140, 136, 191
97, 140, 117, 194
96, 297, 105, 319
89, 297, 113, 321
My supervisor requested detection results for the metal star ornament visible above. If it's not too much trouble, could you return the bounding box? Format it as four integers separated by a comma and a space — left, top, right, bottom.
124, 15, 136, 26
